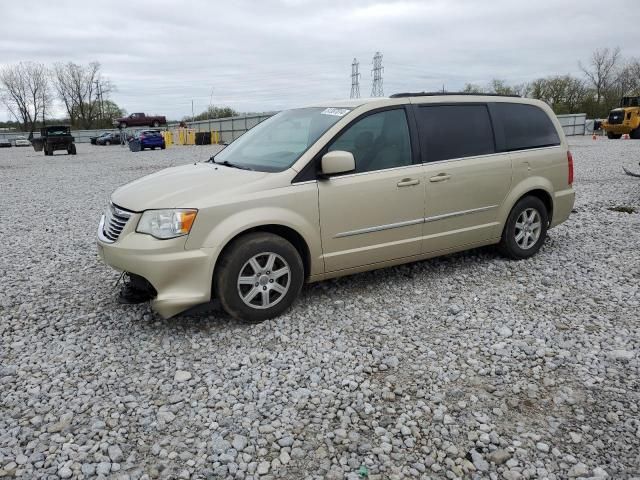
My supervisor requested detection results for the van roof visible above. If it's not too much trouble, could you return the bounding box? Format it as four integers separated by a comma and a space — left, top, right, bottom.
306, 93, 529, 109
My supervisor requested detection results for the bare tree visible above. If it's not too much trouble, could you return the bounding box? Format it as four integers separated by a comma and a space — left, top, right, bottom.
462, 83, 485, 94
52, 61, 110, 128
579, 47, 621, 103
0, 62, 51, 138
614, 59, 640, 96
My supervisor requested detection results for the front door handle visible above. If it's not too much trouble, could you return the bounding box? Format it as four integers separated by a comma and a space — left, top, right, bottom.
429, 173, 451, 183
397, 178, 420, 187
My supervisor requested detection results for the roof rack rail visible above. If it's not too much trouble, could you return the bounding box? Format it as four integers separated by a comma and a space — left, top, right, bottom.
390, 92, 521, 98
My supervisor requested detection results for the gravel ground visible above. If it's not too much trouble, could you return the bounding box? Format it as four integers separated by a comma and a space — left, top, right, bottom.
1, 138, 639, 480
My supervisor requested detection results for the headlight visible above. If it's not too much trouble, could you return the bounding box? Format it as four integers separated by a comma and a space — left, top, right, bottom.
136, 209, 198, 239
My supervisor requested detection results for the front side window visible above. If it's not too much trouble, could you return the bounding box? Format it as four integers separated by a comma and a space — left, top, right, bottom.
492, 103, 560, 151
328, 108, 412, 173
214, 107, 351, 172
415, 104, 495, 162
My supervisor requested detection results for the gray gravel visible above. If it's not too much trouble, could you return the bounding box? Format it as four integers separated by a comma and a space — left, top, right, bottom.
1, 138, 639, 479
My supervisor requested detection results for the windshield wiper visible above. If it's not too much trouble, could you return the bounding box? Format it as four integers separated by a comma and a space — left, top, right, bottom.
213, 159, 253, 171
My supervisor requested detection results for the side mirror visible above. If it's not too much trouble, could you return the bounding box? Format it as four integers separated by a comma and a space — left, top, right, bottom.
321, 150, 355, 176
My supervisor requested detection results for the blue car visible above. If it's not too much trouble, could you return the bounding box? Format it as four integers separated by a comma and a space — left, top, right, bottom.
135, 130, 166, 150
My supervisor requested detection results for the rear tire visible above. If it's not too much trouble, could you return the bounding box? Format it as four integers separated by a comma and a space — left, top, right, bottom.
214, 232, 304, 323
498, 196, 548, 260
152, 120, 160, 127
120, 122, 127, 129
607, 132, 622, 139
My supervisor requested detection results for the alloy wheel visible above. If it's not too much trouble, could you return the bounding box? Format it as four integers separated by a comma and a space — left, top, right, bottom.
237, 252, 291, 309
515, 208, 542, 250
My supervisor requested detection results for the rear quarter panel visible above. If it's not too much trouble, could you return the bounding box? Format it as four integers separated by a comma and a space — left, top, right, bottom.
501, 101, 574, 228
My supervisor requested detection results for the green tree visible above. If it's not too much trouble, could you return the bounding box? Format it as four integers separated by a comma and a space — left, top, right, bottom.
190, 106, 238, 122
529, 76, 588, 114
95, 100, 126, 128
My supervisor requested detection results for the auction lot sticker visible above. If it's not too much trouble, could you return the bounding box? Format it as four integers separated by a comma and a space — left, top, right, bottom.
321, 108, 351, 116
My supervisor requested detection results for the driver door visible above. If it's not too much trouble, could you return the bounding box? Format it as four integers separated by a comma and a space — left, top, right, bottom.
318, 108, 425, 272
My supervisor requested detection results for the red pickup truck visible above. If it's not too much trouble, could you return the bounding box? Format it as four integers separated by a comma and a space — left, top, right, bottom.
114, 113, 167, 128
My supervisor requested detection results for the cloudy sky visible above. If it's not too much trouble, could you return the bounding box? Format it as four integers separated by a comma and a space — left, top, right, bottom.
1, 0, 639, 121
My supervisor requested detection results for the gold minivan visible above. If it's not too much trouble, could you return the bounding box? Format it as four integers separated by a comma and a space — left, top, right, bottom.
97, 93, 575, 322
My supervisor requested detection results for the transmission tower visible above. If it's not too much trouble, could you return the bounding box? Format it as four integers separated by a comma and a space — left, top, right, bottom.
350, 58, 361, 99
371, 51, 384, 97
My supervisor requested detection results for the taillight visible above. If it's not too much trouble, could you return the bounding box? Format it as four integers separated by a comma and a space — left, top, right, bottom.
567, 151, 574, 186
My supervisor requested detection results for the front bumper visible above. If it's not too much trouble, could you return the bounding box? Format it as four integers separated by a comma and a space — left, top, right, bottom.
97, 215, 219, 318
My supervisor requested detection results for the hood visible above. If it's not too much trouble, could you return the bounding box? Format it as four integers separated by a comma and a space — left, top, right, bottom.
111, 163, 270, 211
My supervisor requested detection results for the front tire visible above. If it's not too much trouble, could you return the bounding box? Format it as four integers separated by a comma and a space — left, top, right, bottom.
498, 196, 548, 260
631, 127, 640, 140
607, 132, 622, 139
152, 120, 160, 127
214, 232, 304, 322
68, 144, 77, 155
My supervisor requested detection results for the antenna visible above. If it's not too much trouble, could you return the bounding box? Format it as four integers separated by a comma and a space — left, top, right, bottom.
350, 58, 361, 99
371, 52, 384, 97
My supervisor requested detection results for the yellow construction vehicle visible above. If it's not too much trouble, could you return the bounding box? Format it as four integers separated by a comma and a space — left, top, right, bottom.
602, 96, 640, 139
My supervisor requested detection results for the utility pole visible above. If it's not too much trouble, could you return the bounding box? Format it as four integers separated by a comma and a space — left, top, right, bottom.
94, 80, 104, 126
371, 51, 384, 97
191, 100, 194, 123
208, 88, 214, 132
350, 58, 361, 99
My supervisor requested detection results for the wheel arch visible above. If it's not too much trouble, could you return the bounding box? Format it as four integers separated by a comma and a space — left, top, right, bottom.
522, 188, 553, 224
212, 224, 312, 287
499, 178, 555, 228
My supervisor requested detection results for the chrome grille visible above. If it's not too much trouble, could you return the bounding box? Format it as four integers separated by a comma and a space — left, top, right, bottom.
102, 203, 133, 242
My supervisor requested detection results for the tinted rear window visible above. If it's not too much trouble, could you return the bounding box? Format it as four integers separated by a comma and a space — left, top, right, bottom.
492, 103, 560, 151
415, 104, 495, 162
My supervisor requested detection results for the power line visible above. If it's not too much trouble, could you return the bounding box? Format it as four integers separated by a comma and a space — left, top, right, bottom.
350, 58, 361, 99
371, 51, 384, 97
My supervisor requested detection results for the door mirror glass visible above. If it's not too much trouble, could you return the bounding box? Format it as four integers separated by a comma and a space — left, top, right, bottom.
321, 150, 355, 176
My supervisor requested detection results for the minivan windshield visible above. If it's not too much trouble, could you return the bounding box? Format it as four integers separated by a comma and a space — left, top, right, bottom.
213, 107, 351, 172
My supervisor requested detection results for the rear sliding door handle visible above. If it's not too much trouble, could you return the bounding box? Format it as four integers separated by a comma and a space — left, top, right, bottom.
429, 173, 451, 183
397, 178, 420, 187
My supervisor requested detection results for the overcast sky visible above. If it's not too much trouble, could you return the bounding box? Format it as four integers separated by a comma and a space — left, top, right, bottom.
1, 0, 639, 121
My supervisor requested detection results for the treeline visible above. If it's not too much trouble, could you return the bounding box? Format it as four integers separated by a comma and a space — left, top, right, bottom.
2, 48, 638, 136
0, 61, 126, 137
188, 106, 239, 122
463, 48, 640, 118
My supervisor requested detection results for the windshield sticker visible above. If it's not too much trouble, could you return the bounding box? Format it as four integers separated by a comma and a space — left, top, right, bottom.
321, 108, 350, 117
